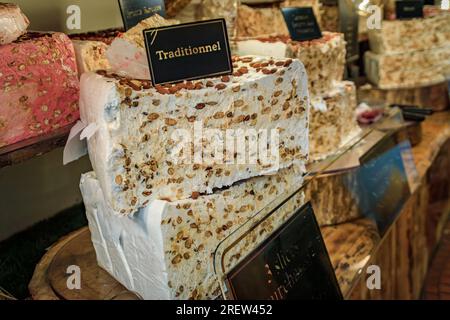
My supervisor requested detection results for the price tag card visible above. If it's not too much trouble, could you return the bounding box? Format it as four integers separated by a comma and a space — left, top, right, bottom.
281, 7, 322, 42
226, 203, 342, 300
118, 0, 166, 30
447, 77, 450, 101
143, 19, 233, 85
338, 0, 359, 63
396, 0, 424, 19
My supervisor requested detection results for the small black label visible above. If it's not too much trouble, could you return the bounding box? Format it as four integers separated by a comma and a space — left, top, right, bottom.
338, 0, 359, 63
226, 203, 342, 300
321, 0, 338, 4
447, 77, 450, 101
395, 0, 424, 19
143, 19, 233, 85
281, 7, 322, 42
118, 0, 166, 30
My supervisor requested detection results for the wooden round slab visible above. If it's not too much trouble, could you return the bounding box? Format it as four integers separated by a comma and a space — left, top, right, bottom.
29, 227, 139, 300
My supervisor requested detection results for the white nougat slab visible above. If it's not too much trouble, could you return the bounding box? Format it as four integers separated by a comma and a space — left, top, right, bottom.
81, 164, 305, 300
72, 40, 110, 76
80, 55, 309, 215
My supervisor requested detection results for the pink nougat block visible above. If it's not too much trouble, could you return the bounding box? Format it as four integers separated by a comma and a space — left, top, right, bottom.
0, 32, 80, 147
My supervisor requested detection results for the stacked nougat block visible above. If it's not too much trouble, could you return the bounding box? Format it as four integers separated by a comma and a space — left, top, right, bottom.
234, 32, 360, 160
0, 3, 79, 148
166, 0, 239, 36
81, 56, 309, 215
79, 15, 310, 300
237, 0, 323, 38
366, 10, 450, 89
81, 165, 305, 299
70, 28, 122, 76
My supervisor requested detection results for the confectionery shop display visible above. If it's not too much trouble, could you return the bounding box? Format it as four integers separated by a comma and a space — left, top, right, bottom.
0, 0, 449, 302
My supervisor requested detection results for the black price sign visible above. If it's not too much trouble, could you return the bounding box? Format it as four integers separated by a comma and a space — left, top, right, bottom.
338, 0, 359, 63
118, 0, 166, 30
447, 77, 450, 104
143, 19, 233, 85
395, 0, 424, 19
226, 203, 343, 300
281, 7, 322, 42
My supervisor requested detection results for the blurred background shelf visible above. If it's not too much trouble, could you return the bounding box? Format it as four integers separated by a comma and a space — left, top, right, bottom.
0, 125, 72, 169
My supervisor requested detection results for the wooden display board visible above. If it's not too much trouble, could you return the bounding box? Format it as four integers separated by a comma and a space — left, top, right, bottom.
29, 228, 139, 300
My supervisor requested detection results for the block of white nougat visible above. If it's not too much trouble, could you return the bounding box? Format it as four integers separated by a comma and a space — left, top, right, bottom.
364, 47, 450, 89
0, 2, 29, 45
81, 165, 305, 300
106, 15, 179, 79
236, 4, 287, 38
80, 56, 309, 214
309, 82, 360, 161
72, 40, 110, 76
70, 29, 122, 76
165, 0, 193, 17
368, 12, 450, 54
234, 32, 346, 96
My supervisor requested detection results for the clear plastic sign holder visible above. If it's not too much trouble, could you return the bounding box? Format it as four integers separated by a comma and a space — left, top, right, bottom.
213, 108, 420, 299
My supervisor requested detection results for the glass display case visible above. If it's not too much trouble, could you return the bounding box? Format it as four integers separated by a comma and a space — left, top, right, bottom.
20, 108, 450, 301
213, 108, 419, 299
